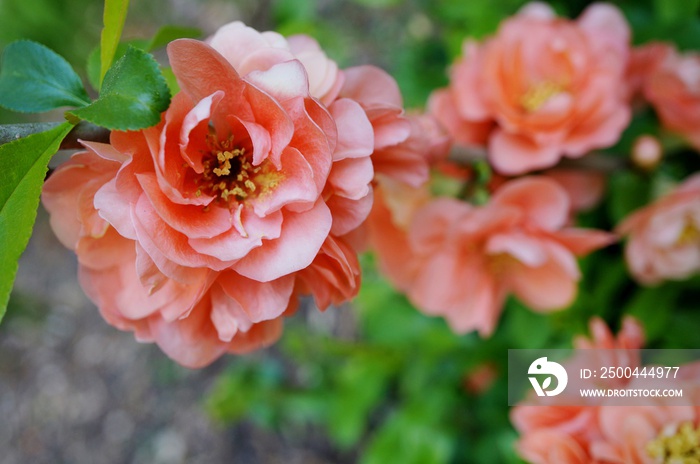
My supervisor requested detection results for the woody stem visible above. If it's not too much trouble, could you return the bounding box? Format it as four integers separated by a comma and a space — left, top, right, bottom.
0, 122, 111, 149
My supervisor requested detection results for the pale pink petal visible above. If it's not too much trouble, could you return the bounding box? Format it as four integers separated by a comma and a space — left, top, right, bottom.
506, 245, 579, 311
341, 65, 403, 108
218, 271, 294, 322
517, 2, 557, 20
489, 130, 563, 175
327, 190, 373, 236
149, 298, 227, 369
188, 208, 283, 262
234, 200, 332, 281
491, 177, 570, 231
250, 147, 318, 217
327, 157, 373, 201
486, 232, 548, 267
329, 98, 374, 161
179, 91, 225, 173
136, 172, 232, 239
552, 228, 616, 255
226, 318, 284, 354
210, 283, 251, 342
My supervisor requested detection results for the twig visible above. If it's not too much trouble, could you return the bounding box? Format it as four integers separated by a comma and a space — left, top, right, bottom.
0, 122, 110, 149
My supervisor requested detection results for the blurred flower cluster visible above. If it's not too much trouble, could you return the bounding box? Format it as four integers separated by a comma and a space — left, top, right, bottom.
12, 0, 700, 461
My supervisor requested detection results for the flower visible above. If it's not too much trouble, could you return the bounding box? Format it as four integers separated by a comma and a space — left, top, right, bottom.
369, 176, 613, 335
544, 168, 607, 216
592, 406, 699, 463
617, 173, 700, 285
517, 430, 591, 464
512, 316, 700, 464
641, 44, 700, 150
511, 316, 645, 464
431, 2, 631, 175
340, 66, 450, 187
42, 24, 377, 367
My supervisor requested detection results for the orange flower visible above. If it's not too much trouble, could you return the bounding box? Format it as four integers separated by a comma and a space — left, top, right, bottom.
42, 25, 377, 367
432, 2, 631, 175
617, 173, 700, 285
512, 317, 645, 464
369, 177, 613, 335
642, 44, 700, 150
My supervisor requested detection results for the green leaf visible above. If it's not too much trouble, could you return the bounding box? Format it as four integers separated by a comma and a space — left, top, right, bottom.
146, 25, 201, 51
653, 0, 700, 24
100, 0, 130, 86
0, 40, 90, 113
625, 285, 679, 342
607, 171, 651, 224
86, 39, 149, 92
160, 67, 180, 96
0, 122, 74, 319
69, 47, 171, 131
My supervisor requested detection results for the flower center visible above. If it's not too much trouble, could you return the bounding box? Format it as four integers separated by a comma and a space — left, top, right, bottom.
196, 135, 283, 205
520, 81, 564, 113
676, 220, 700, 246
647, 422, 700, 463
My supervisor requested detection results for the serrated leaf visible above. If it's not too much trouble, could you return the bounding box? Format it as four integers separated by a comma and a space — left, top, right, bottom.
86, 39, 149, 91
100, 0, 130, 86
147, 25, 201, 51
0, 122, 74, 318
0, 40, 90, 113
69, 47, 171, 131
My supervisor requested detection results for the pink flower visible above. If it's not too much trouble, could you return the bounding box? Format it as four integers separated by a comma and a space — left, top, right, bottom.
512, 317, 645, 464
625, 42, 673, 101
642, 45, 700, 150
617, 173, 700, 285
511, 317, 644, 464
544, 168, 607, 215
591, 405, 699, 463
369, 176, 613, 335
42, 26, 376, 367
517, 430, 593, 464
208, 22, 344, 105
340, 66, 450, 187
432, 2, 631, 175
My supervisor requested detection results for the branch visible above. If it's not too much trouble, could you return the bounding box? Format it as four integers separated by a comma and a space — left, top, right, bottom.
0, 121, 110, 149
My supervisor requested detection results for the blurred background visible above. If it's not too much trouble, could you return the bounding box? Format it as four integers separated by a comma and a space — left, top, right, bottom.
3, 0, 700, 463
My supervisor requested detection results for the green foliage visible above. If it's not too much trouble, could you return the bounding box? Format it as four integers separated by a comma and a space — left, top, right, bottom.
69, 46, 170, 131
0, 122, 73, 318
208, 262, 537, 463
146, 25, 201, 51
607, 171, 651, 224
100, 0, 130, 86
0, 41, 90, 113
86, 39, 148, 92
86, 25, 199, 92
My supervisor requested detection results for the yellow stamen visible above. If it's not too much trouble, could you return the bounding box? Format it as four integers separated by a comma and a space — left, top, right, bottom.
520, 81, 564, 113
195, 135, 284, 206
677, 221, 700, 246
647, 422, 700, 463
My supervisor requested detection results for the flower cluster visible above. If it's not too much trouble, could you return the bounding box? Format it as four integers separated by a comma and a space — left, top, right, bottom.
366, 1, 700, 339
41, 0, 700, 372
512, 317, 700, 464
430, 2, 631, 175
368, 176, 613, 335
